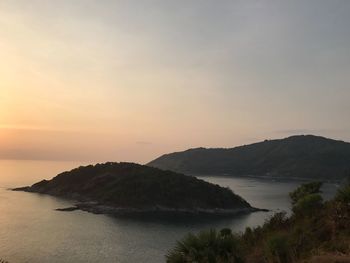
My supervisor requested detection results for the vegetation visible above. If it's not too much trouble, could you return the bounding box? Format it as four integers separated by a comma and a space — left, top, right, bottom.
289, 182, 322, 205
14, 162, 252, 211
148, 135, 350, 180
167, 229, 243, 263
335, 178, 350, 204
289, 182, 323, 216
166, 180, 350, 262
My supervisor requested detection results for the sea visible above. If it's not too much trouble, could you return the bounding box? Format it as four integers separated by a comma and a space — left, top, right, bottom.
0, 160, 339, 263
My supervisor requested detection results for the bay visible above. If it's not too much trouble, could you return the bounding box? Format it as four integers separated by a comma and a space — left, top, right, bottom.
0, 160, 338, 263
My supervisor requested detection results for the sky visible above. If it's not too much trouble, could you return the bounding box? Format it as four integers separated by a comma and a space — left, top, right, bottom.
0, 0, 350, 163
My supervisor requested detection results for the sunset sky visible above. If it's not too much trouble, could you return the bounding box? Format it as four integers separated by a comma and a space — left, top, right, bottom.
1, 0, 350, 163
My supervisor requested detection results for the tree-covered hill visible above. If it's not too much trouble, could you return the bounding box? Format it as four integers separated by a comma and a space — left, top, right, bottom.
13, 162, 253, 214
148, 135, 350, 180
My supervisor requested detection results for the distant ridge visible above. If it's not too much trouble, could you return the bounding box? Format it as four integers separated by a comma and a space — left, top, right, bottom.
148, 135, 350, 180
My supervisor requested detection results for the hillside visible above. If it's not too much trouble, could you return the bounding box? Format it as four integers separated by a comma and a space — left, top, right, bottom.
13, 162, 254, 215
166, 180, 350, 263
148, 135, 350, 180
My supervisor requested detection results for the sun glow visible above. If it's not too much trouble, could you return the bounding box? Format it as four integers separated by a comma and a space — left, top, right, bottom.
1, 1, 350, 163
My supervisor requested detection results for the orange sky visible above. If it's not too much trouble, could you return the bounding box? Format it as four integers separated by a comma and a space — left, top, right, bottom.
1, 1, 350, 163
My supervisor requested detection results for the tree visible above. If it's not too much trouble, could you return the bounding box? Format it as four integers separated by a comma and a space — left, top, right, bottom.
335, 176, 350, 203
289, 182, 322, 205
166, 229, 243, 263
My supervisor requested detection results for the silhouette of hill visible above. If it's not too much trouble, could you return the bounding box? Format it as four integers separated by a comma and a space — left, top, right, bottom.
13, 162, 254, 214
148, 135, 350, 180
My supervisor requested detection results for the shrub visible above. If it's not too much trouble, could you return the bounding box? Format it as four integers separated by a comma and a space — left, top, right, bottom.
289, 182, 322, 205
220, 228, 233, 237
292, 193, 323, 216
263, 212, 288, 231
166, 229, 243, 263
265, 233, 291, 263
335, 181, 350, 204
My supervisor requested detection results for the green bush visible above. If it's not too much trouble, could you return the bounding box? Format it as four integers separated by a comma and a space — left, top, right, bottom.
265, 233, 291, 263
335, 179, 350, 203
289, 182, 322, 205
220, 228, 232, 237
263, 212, 288, 231
166, 229, 243, 263
292, 193, 323, 216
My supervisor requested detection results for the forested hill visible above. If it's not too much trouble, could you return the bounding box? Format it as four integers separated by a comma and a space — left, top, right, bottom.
13, 162, 252, 213
148, 135, 350, 180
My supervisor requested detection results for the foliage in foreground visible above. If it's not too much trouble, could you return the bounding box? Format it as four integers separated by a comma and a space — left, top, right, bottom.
167, 180, 350, 263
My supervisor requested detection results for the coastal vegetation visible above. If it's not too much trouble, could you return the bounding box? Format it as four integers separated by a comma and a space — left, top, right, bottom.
166, 180, 350, 262
13, 162, 253, 214
149, 135, 350, 180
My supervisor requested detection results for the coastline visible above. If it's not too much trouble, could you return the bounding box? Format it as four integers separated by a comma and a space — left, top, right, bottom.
193, 173, 343, 184
11, 187, 268, 216
59, 202, 267, 216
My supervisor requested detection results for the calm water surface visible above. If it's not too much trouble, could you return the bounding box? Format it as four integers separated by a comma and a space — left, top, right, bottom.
0, 160, 339, 263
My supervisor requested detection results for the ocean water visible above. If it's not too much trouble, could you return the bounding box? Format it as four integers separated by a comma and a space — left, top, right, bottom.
0, 160, 339, 263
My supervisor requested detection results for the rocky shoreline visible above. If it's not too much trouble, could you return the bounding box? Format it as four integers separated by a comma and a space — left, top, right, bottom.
13, 187, 268, 216
54, 202, 268, 216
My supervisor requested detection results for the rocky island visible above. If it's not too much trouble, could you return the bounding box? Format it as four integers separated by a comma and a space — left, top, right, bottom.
13, 162, 260, 216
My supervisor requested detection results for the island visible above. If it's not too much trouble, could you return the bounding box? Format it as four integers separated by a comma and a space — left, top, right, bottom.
13, 162, 261, 215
